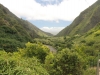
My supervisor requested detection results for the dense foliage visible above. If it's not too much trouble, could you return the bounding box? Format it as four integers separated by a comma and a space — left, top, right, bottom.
0, 42, 50, 75
1, 30, 99, 75
52, 49, 84, 75
1, 1, 100, 75
0, 25, 99, 75
0, 4, 52, 52
32, 23, 100, 75
0, 42, 88, 75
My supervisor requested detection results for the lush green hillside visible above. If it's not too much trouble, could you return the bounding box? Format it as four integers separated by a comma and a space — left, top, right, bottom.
57, 0, 100, 36
0, 4, 52, 52
0, 1, 100, 75
33, 23, 100, 75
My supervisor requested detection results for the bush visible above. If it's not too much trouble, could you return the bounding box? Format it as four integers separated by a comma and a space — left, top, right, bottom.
86, 40, 95, 46
94, 30, 100, 37
52, 49, 84, 75
83, 68, 96, 75
19, 42, 50, 63
0, 50, 50, 75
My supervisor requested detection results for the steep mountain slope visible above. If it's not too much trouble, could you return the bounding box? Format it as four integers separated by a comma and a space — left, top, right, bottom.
0, 4, 52, 37
0, 4, 52, 52
57, 0, 100, 36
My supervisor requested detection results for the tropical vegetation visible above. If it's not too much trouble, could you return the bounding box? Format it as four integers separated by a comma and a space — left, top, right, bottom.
0, 0, 100, 75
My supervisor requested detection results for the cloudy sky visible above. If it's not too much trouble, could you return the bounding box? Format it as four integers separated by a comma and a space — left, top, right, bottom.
0, 0, 97, 35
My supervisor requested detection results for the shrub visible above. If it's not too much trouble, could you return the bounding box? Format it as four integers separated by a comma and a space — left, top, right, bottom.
19, 42, 50, 63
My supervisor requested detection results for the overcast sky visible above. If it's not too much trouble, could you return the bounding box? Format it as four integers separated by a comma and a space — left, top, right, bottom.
0, 0, 97, 35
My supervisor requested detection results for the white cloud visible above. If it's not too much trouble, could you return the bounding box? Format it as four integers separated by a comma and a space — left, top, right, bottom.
0, 0, 97, 21
40, 27, 65, 35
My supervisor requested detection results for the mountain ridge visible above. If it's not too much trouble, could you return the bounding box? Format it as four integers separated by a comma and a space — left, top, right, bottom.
0, 4, 53, 37
0, 4, 52, 52
57, 0, 100, 36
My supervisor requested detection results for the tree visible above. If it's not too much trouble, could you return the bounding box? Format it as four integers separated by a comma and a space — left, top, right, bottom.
52, 48, 84, 75
19, 42, 50, 63
45, 52, 54, 74
0, 50, 50, 75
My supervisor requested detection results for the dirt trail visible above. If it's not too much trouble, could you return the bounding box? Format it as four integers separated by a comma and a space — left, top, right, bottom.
45, 45, 57, 53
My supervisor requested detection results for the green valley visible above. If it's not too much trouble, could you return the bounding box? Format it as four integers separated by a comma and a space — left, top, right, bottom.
0, 0, 100, 75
